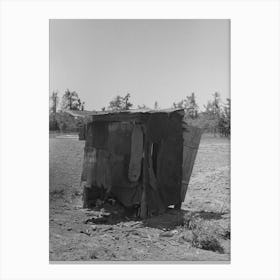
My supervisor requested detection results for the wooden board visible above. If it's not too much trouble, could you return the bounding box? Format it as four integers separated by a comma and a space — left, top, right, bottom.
181, 125, 202, 202
128, 124, 143, 182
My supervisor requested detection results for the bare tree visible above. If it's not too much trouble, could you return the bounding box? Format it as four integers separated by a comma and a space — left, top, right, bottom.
49, 91, 59, 114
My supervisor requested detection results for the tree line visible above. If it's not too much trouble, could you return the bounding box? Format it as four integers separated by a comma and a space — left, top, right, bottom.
49, 89, 230, 137
49, 89, 85, 131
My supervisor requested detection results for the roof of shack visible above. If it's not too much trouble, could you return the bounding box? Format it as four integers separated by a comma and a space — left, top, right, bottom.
66, 108, 185, 122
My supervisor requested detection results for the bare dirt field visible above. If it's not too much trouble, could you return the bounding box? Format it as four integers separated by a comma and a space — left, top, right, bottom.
49, 133, 230, 262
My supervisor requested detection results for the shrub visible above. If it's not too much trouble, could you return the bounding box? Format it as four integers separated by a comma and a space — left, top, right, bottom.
185, 215, 225, 253
49, 112, 86, 132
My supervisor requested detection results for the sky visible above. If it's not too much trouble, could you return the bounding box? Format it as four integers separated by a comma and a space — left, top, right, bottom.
50, 19, 230, 111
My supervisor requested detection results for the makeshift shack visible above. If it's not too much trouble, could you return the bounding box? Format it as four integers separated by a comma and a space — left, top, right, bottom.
68, 108, 202, 218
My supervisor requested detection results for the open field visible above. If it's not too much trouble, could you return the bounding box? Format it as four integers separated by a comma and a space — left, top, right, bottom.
49, 133, 230, 262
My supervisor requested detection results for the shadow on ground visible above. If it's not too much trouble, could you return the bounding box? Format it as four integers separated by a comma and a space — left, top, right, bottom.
83, 202, 228, 231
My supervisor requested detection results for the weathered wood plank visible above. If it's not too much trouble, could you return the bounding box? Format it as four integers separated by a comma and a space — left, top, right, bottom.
128, 124, 143, 182
181, 125, 202, 202
140, 127, 149, 219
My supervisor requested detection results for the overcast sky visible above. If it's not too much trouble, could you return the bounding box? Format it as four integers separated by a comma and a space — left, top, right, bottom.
50, 19, 230, 110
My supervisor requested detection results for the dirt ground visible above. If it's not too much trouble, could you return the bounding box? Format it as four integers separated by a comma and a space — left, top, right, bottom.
49, 133, 230, 262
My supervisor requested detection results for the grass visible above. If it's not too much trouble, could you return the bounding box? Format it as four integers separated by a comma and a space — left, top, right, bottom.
50, 188, 65, 197
183, 213, 227, 253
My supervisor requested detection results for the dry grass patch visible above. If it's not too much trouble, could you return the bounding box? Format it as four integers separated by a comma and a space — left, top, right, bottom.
182, 212, 229, 253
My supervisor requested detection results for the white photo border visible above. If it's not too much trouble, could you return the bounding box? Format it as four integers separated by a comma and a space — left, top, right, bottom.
0, 0, 279, 279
